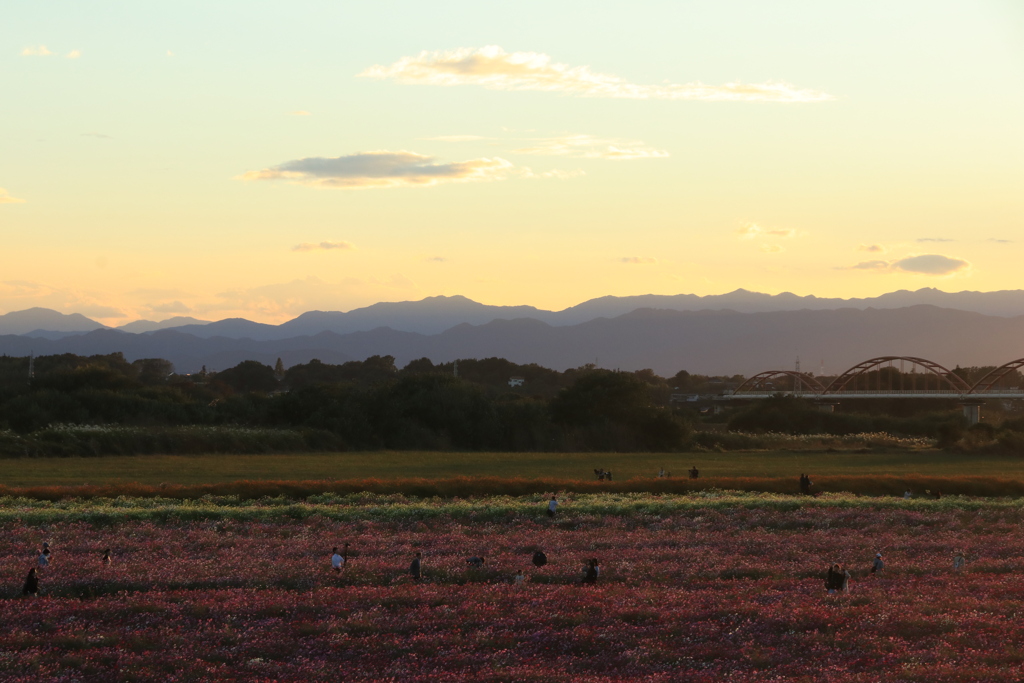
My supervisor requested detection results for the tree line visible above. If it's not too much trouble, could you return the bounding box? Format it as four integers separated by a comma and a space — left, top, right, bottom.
0, 353, 1017, 454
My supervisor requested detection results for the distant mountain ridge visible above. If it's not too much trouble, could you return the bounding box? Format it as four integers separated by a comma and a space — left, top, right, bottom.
1, 304, 1023, 376
6, 287, 1024, 342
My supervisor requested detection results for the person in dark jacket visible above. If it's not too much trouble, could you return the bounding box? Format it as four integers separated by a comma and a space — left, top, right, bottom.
532, 550, 547, 568
583, 559, 598, 585
825, 563, 850, 594
410, 552, 422, 581
22, 568, 39, 596
466, 556, 485, 568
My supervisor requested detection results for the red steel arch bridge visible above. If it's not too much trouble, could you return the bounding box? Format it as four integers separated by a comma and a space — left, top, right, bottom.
725, 356, 1024, 423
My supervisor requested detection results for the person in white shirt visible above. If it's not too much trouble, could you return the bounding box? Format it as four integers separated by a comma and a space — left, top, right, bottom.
547, 496, 558, 518
513, 569, 526, 585
331, 547, 344, 572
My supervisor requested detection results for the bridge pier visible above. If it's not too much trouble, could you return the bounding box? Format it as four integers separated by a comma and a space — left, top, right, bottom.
960, 402, 983, 425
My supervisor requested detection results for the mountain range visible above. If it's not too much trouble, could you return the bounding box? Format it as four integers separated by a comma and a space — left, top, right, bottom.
1, 304, 1022, 377
7, 287, 1024, 341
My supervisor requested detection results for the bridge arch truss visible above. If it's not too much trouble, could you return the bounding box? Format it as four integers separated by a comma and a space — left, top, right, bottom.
822, 356, 972, 395
732, 371, 826, 395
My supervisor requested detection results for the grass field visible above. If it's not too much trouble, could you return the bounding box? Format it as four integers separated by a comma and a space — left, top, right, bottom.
3, 449, 1024, 487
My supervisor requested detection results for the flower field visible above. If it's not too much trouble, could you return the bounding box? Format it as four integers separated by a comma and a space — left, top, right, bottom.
3, 492, 1024, 681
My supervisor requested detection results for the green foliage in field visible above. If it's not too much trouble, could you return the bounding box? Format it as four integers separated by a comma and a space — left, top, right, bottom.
3, 490, 1024, 525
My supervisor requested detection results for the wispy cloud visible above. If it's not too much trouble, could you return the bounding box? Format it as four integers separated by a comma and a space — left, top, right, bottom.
843, 254, 970, 275
82, 132, 113, 140
760, 244, 784, 253
619, 256, 657, 264
917, 237, 953, 243
289, 110, 311, 116
292, 241, 355, 252
422, 135, 490, 142
67, 50, 81, 59
737, 223, 798, 240
0, 189, 25, 205
21, 45, 52, 56
240, 151, 514, 189
988, 238, 1013, 244
426, 256, 447, 262
859, 244, 886, 253
361, 46, 834, 103
514, 134, 668, 160
848, 259, 890, 270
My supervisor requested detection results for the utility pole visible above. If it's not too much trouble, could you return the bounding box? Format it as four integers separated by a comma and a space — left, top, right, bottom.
28, 353, 34, 385
794, 356, 802, 394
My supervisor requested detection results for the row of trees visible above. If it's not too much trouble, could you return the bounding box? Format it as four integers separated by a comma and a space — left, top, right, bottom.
0, 353, 1019, 453
0, 353, 709, 451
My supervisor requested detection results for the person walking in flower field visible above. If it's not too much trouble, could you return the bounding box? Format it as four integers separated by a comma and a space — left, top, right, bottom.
582, 559, 599, 585
22, 568, 39, 597
871, 553, 884, 574
953, 551, 966, 571
331, 547, 344, 573
513, 569, 526, 585
547, 495, 558, 518
825, 563, 850, 594
410, 552, 422, 582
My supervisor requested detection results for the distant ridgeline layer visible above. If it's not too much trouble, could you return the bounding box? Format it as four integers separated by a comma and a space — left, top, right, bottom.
2, 304, 1024, 376
0, 352, 1021, 456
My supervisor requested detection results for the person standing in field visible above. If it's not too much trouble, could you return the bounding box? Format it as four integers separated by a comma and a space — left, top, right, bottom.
689, 466, 699, 479
37, 548, 49, 568
331, 547, 344, 573
22, 568, 39, 596
825, 563, 850, 594
410, 552, 422, 581
953, 551, 966, 571
513, 569, 526, 585
547, 496, 558, 518
102, 548, 112, 565
532, 549, 547, 568
582, 559, 598, 585
871, 553, 884, 574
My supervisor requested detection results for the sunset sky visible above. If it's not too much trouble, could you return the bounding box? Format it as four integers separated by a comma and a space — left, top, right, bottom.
2, 0, 1022, 324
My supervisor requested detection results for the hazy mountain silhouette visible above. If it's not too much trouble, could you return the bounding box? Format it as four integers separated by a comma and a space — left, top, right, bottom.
8, 289, 1024, 342
116, 316, 212, 334
2, 305, 1023, 376
0, 308, 106, 336
85, 288, 1024, 341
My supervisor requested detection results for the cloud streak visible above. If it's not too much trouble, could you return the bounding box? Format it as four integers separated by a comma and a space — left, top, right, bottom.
21, 45, 52, 56
844, 254, 970, 275
240, 151, 513, 189
737, 223, 797, 240
619, 256, 657, 264
360, 46, 834, 103
0, 189, 25, 205
292, 241, 355, 252
514, 135, 668, 160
